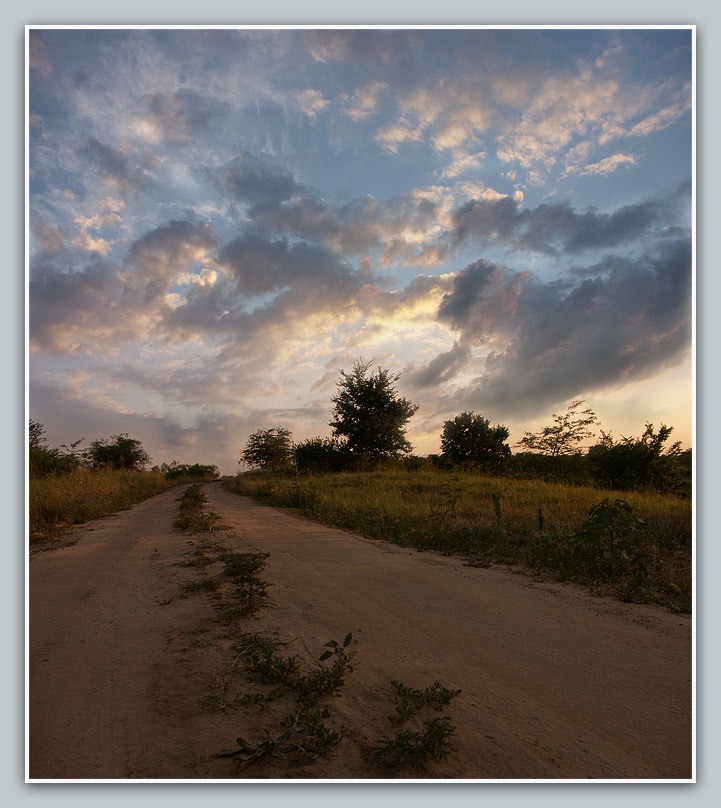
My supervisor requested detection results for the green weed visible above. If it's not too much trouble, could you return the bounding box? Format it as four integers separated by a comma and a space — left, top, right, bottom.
372, 716, 457, 772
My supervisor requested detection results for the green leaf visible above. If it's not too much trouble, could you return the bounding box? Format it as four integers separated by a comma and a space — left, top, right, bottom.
343, 632, 353, 647
324, 640, 338, 648
318, 651, 333, 661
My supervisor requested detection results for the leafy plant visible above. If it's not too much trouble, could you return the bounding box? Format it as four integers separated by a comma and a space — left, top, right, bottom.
389, 679, 461, 726
372, 717, 457, 771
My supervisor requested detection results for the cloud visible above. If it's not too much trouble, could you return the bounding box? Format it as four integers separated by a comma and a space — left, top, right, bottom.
80, 138, 158, 194
203, 153, 302, 213
342, 81, 387, 120
446, 191, 680, 256
204, 153, 447, 263
136, 89, 225, 143
30, 218, 218, 352
403, 342, 471, 390
436, 237, 692, 415
295, 89, 330, 118
562, 151, 637, 179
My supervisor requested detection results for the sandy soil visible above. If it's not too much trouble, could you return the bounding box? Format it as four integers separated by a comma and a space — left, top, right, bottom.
28, 482, 692, 781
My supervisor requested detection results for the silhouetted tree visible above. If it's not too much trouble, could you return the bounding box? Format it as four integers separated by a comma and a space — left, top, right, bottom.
85, 433, 150, 470
28, 419, 82, 477
440, 411, 511, 470
330, 360, 418, 461
240, 427, 294, 470
516, 400, 598, 457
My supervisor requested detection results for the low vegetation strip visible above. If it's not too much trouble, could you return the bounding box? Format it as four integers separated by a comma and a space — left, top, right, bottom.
29, 468, 174, 544
170, 488, 462, 775
223, 469, 691, 612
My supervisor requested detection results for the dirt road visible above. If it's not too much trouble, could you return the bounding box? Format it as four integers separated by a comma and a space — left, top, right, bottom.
28, 483, 692, 780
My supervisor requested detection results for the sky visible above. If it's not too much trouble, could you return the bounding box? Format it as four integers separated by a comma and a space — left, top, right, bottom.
27, 26, 694, 475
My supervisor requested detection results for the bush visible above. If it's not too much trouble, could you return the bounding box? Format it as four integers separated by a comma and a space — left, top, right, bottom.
160, 462, 220, 481
295, 437, 348, 473
587, 424, 689, 494
28, 420, 81, 478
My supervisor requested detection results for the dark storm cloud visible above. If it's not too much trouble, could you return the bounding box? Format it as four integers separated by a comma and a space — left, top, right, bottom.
437, 237, 692, 415
202, 153, 440, 259
448, 193, 682, 256
216, 235, 356, 297
404, 343, 472, 390
80, 138, 156, 194
202, 153, 303, 213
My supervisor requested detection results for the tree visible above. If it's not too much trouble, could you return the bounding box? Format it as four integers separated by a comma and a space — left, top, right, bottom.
28, 419, 81, 477
240, 427, 294, 470
516, 399, 599, 457
587, 423, 686, 493
85, 433, 150, 470
330, 360, 418, 460
440, 412, 511, 470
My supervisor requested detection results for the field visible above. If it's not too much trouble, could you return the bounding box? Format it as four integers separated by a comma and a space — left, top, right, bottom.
223, 469, 692, 612
29, 468, 175, 545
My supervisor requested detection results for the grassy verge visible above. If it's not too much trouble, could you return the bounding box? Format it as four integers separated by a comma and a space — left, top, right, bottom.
223, 469, 692, 612
29, 468, 174, 544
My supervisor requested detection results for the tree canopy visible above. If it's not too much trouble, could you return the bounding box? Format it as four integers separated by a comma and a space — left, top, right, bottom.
516, 399, 598, 457
85, 433, 150, 470
440, 411, 511, 469
240, 427, 294, 470
330, 360, 418, 460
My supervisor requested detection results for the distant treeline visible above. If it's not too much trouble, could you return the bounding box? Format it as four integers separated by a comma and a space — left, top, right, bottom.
290, 440, 692, 496
29, 420, 218, 483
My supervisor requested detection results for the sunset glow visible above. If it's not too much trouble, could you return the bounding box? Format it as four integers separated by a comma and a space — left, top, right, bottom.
28, 27, 693, 474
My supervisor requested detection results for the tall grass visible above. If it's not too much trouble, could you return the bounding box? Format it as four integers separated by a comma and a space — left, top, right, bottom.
224, 469, 692, 611
29, 468, 174, 542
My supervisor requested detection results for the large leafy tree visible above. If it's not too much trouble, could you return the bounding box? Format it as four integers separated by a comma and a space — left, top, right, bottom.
330, 360, 418, 460
240, 427, 294, 470
516, 399, 598, 457
440, 412, 511, 470
85, 433, 150, 470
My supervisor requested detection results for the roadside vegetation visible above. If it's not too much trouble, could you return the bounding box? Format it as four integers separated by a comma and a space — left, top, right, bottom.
29, 468, 173, 544
228, 361, 692, 613
223, 469, 691, 611
28, 420, 217, 545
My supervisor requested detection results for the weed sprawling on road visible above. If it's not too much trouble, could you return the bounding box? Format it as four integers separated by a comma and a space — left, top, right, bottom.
174, 484, 223, 532
372, 716, 457, 772
215, 633, 356, 770
371, 677, 460, 772
389, 679, 462, 726
224, 469, 691, 611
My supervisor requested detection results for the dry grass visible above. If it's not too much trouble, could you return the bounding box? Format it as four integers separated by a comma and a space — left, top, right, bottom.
29, 468, 174, 543
224, 469, 692, 611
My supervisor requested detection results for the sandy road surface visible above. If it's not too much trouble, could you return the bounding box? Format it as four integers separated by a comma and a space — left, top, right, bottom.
29, 483, 692, 780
